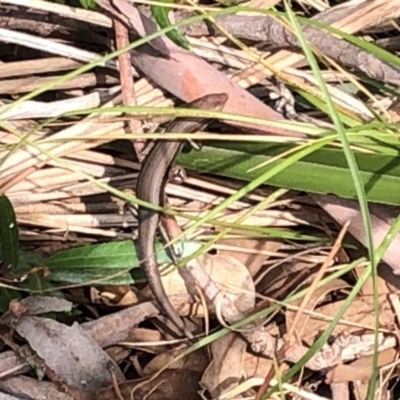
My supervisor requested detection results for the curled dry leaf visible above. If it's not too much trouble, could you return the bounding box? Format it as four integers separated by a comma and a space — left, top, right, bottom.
124, 328, 167, 353
148, 252, 255, 318
202, 253, 256, 315
90, 285, 138, 307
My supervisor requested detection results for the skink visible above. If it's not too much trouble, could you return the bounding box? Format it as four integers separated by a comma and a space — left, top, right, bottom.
135, 93, 228, 338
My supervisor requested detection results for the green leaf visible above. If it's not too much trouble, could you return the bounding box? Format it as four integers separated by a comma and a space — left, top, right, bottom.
150, 3, 191, 50
45, 239, 203, 285
79, 0, 96, 8
177, 141, 400, 206
0, 193, 19, 270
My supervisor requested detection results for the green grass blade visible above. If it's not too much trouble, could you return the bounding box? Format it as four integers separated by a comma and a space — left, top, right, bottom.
150, 2, 191, 49
178, 141, 400, 205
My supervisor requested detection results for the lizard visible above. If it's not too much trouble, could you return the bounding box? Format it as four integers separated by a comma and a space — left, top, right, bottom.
135, 92, 228, 338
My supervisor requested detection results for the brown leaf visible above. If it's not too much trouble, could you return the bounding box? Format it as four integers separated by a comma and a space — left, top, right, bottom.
326, 348, 398, 383
287, 288, 395, 345
201, 333, 247, 398
94, 370, 202, 400
14, 317, 123, 391
216, 238, 282, 277
143, 348, 207, 376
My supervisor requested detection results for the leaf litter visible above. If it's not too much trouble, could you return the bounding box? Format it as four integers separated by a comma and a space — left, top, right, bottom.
0, 0, 400, 399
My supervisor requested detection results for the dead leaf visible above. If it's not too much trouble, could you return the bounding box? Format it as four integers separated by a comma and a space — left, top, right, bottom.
124, 328, 166, 354
203, 254, 256, 315
143, 348, 207, 376
257, 260, 316, 297
377, 263, 400, 294
242, 352, 274, 379
0, 376, 72, 400
287, 288, 394, 345
313, 194, 400, 276
90, 286, 138, 306
0, 304, 160, 381
149, 252, 256, 318
201, 332, 247, 398
14, 316, 123, 391
95, 370, 202, 400
353, 264, 390, 296
326, 348, 398, 383
216, 238, 282, 277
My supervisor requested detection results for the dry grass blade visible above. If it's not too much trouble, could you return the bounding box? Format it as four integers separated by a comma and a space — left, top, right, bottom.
0, 0, 399, 399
